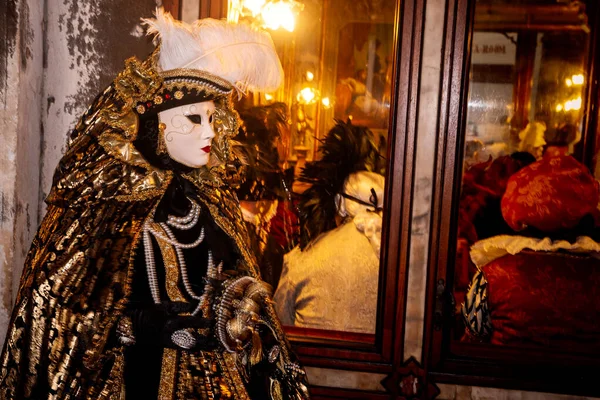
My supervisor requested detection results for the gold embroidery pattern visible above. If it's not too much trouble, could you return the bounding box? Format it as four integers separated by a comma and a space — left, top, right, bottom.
97, 131, 175, 203
218, 353, 251, 400
114, 54, 163, 108
0, 200, 153, 398
176, 351, 192, 399
159, 348, 179, 399
150, 222, 187, 303
210, 105, 240, 167
99, 108, 140, 140
158, 122, 168, 155
186, 352, 210, 400
97, 348, 126, 399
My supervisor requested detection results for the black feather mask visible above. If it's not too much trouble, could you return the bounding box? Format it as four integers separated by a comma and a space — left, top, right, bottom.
228, 102, 289, 201
298, 120, 384, 249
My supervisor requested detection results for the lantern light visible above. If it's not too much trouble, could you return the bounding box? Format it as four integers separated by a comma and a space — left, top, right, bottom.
572, 74, 584, 85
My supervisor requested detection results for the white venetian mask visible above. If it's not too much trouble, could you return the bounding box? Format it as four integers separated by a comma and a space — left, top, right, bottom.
157, 101, 216, 168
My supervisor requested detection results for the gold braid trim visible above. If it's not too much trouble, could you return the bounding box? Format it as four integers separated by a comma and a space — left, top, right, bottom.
160, 68, 234, 93
159, 348, 179, 399
151, 222, 187, 303
218, 353, 251, 400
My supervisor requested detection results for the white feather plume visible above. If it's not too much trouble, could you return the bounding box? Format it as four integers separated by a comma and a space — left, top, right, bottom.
141, 9, 201, 71
141, 8, 283, 93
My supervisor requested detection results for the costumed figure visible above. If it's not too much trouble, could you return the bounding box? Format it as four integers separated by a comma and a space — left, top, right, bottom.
517, 121, 546, 159
461, 152, 600, 352
455, 152, 536, 300
273, 120, 385, 334
231, 103, 299, 289
0, 9, 309, 400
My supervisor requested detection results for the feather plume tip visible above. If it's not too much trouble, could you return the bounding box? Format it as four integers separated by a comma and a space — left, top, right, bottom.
141, 8, 283, 94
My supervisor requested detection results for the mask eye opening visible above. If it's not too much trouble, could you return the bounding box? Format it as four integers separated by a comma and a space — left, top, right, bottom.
186, 114, 203, 124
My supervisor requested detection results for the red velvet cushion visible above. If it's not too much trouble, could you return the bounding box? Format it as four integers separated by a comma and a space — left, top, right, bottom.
483, 251, 600, 352
501, 155, 599, 232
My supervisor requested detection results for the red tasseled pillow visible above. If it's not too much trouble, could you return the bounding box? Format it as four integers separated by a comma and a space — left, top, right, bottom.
501, 155, 600, 232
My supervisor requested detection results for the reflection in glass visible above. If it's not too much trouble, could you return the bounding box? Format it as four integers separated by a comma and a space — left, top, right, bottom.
274, 121, 386, 334
334, 23, 394, 130
228, 0, 395, 334
455, 1, 600, 354
464, 29, 589, 166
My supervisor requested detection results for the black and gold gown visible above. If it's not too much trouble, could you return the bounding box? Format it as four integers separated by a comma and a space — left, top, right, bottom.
0, 54, 309, 399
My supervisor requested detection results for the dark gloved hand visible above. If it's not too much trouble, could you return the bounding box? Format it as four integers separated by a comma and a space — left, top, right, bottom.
128, 302, 218, 351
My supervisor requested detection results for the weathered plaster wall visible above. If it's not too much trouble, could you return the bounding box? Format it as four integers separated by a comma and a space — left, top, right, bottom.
40, 0, 159, 213
0, 0, 22, 342
12, 0, 44, 309
0, 0, 44, 346
0, 0, 161, 345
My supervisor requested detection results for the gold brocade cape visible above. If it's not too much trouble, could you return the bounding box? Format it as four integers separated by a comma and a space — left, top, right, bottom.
0, 56, 308, 399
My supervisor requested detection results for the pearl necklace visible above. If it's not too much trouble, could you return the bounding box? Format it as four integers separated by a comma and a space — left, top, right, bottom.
144, 223, 205, 249
167, 201, 201, 230
142, 200, 221, 316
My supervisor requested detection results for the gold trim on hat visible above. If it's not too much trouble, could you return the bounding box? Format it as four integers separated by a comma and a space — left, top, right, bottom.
160, 68, 234, 93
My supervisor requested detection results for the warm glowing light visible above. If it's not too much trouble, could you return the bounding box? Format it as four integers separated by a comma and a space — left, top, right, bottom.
572, 74, 585, 85
321, 97, 331, 108
306, 71, 314, 81
262, 0, 296, 32
566, 78, 573, 87
297, 87, 319, 104
564, 97, 582, 111
265, 93, 274, 101
242, 0, 266, 16
556, 104, 563, 112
